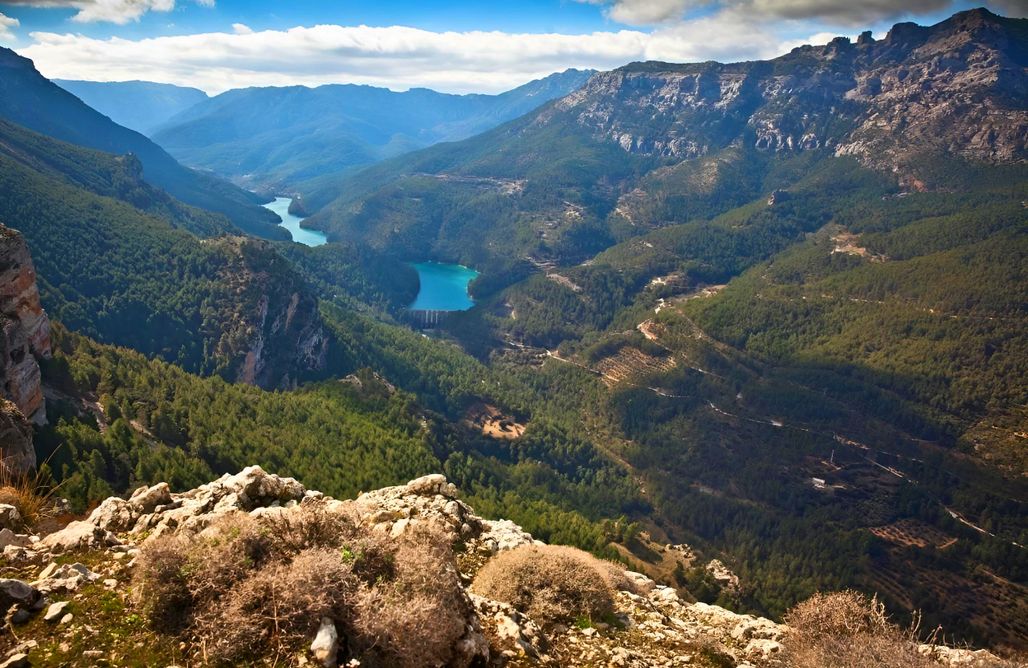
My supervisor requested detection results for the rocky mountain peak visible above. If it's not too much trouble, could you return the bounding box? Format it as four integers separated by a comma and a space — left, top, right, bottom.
544, 9, 1026, 184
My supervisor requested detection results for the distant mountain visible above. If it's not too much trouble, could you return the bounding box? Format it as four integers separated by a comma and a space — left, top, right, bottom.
151, 68, 595, 206
0, 48, 284, 239
309, 8, 1026, 267
54, 79, 208, 135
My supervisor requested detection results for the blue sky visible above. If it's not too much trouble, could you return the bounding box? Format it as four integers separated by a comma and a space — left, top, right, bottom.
0, 0, 1023, 94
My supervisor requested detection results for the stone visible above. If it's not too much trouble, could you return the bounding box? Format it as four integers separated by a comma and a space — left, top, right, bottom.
9, 609, 31, 624
129, 482, 173, 512
43, 600, 69, 622
0, 578, 41, 610
622, 570, 656, 595
34, 563, 102, 594
2, 545, 38, 564
744, 638, 783, 659
0, 653, 29, 668
0, 528, 30, 550
310, 617, 338, 667
41, 520, 120, 552
0, 504, 20, 530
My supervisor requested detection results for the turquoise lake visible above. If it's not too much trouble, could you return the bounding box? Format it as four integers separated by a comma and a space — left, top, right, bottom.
409, 262, 479, 311
263, 197, 328, 247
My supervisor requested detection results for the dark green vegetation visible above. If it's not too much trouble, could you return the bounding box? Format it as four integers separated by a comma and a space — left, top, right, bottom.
151, 69, 594, 207
0, 48, 282, 238
0, 119, 326, 385
54, 79, 208, 135
9, 6, 1028, 656
424, 151, 1028, 648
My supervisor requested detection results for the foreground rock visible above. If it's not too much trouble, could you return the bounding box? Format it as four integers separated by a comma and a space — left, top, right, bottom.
3, 469, 1012, 667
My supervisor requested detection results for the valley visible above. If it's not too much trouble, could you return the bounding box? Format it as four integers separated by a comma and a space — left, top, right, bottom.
0, 4, 1024, 665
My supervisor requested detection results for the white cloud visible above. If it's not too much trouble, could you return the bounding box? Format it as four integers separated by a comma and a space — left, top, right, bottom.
17, 24, 702, 94
17, 0, 1006, 96
582, 0, 965, 26
751, 0, 952, 25
607, 0, 697, 24
0, 12, 19, 43
2, 0, 212, 25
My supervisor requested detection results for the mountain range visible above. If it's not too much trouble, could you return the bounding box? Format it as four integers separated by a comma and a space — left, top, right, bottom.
150, 68, 595, 205
0, 6, 1024, 660
307, 8, 1026, 267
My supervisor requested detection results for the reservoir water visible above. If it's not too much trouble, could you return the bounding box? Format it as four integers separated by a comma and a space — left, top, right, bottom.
263, 197, 328, 247
409, 262, 479, 312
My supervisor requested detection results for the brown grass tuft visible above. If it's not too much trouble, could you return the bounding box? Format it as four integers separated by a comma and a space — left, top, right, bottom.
470, 544, 621, 629
351, 531, 472, 668
0, 465, 61, 528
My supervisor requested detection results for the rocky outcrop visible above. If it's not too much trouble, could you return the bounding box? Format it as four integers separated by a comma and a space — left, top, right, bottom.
0, 224, 50, 428
549, 9, 1026, 182
210, 237, 330, 389
0, 468, 1005, 667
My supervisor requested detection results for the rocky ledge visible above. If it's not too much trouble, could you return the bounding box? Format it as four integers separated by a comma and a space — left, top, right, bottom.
0, 468, 1011, 667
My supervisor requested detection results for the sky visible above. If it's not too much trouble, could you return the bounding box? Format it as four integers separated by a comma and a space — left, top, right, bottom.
0, 0, 1025, 95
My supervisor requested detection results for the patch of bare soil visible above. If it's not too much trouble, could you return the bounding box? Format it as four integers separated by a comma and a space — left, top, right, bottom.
465, 402, 527, 440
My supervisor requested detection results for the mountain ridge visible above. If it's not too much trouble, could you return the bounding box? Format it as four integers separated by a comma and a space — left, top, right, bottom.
150, 68, 596, 204
309, 8, 1026, 267
53, 79, 208, 135
0, 47, 284, 239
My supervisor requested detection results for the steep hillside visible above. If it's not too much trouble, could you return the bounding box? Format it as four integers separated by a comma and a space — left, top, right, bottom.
54, 79, 208, 135
310, 9, 1026, 271
151, 69, 594, 204
0, 48, 283, 239
0, 129, 327, 387
0, 119, 235, 238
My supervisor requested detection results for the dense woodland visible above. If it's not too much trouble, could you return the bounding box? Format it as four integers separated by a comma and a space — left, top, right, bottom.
1, 22, 1025, 653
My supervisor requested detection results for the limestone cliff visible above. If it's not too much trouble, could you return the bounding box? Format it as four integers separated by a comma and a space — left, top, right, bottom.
548, 8, 1026, 183
209, 237, 329, 389
0, 224, 50, 429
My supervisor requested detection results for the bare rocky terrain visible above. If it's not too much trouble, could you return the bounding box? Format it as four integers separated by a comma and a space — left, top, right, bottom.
0, 468, 1015, 667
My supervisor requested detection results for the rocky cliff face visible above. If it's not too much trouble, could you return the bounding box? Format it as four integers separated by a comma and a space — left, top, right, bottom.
0, 399, 34, 476
0, 468, 1009, 667
549, 9, 1025, 181
0, 224, 50, 430
210, 237, 329, 389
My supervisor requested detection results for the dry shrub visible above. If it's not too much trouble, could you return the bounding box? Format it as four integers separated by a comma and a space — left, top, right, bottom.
783, 591, 1014, 668
198, 547, 355, 664
134, 504, 474, 667
351, 531, 472, 668
471, 544, 619, 628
